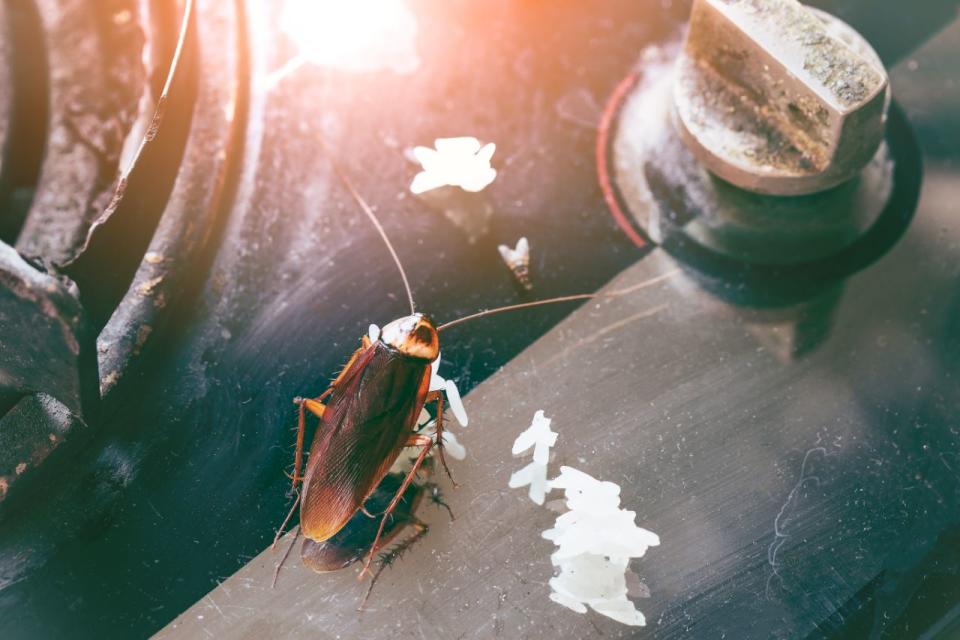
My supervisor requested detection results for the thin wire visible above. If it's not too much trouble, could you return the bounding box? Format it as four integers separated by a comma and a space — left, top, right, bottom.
323, 149, 416, 315
437, 269, 679, 332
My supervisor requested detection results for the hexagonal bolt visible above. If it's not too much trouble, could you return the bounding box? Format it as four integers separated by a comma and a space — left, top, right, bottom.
674, 0, 890, 196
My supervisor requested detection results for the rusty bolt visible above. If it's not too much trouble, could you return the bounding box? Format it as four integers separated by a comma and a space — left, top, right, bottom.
674, 0, 890, 196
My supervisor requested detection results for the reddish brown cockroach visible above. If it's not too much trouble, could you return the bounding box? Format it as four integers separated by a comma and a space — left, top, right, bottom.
273, 310, 454, 581
270, 160, 458, 592
271, 156, 676, 597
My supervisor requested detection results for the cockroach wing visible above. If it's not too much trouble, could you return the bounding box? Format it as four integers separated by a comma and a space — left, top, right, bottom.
300, 341, 430, 542
300, 472, 426, 573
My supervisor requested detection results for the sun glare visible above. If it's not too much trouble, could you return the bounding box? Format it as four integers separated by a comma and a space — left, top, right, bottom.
279, 0, 420, 74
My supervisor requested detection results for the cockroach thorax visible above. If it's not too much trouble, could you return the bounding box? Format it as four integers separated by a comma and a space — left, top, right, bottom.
380, 313, 439, 361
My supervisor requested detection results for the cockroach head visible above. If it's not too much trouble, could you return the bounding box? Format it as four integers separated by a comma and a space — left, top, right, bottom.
381, 313, 439, 361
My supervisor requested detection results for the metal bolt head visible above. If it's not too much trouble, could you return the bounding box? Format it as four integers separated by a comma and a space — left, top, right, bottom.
674, 0, 890, 196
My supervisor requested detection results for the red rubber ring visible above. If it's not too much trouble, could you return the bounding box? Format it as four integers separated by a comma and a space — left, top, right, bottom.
595, 71, 647, 248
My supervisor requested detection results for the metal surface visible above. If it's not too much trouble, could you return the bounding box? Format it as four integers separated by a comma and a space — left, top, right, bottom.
63, 0, 199, 329
822, 0, 960, 67
0, 243, 97, 512
0, 0, 221, 514
0, 2, 666, 636
159, 167, 960, 635
675, 0, 889, 195
74, 0, 246, 392
14, 0, 146, 264
0, 1, 47, 244
0, 3, 11, 198
0, 1, 49, 245
0, 243, 96, 422
161, 17, 957, 639
0, 0, 957, 638
612, 46, 912, 267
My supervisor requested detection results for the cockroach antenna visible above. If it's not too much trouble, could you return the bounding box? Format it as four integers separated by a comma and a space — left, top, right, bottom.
321, 145, 416, 316
436, 269, 680, 332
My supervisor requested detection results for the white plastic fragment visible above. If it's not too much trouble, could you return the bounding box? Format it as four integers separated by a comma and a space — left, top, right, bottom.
512, 410, 557, 464
548, 554, 632, 608
592, 596, 650, 627
542, 466, 660, 627
415, 418, 468, 461
439, 429, 466, 460
508, 414, 660, 628
413, 352, 468, 461
427, 353, 468, 427
549, 589, 588, 614
444, 379, 468, 427
394, 403, 467, 476
507, 462, 545, 506
410, 137, 497, 195
548, 467, 622, 515
428, 353, 445, 392
508, 411, 557, 505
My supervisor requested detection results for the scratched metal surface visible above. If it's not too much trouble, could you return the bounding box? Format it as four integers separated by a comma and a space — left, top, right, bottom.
1, 0, 959, 638
0, 1, 671, 637
157, 17, 960, 639
157, 186, 960, 638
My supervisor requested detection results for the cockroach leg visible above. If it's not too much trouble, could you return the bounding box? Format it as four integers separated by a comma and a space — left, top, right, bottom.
359, 434, 433, 579
330, 344, 369, 387
426, 390, 458, 488
272, 490, 301, 549
302, 398, 326, 418
426, 482, 455, 521
358, 518, 429, 611
291, 399, 308, 489
272, 525, 301, 589
290, 387, 333, 489
360, 506, 376, 518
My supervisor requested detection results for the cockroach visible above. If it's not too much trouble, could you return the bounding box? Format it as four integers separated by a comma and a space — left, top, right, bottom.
271, 155, 677, 597
271, 304, 452, 588
269, 161, 459, 592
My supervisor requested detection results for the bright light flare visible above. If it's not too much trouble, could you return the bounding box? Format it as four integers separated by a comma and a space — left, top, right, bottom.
279, 0, 419, 74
